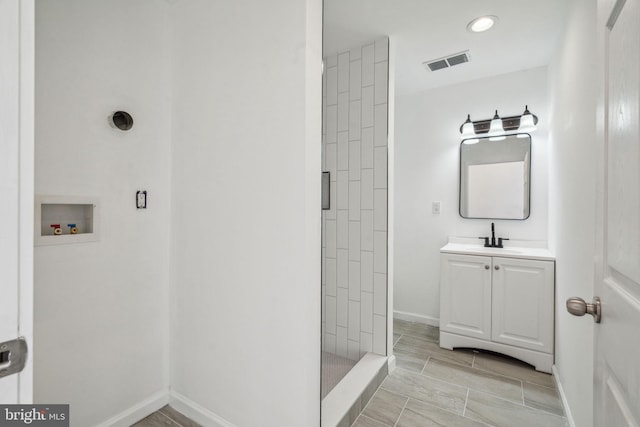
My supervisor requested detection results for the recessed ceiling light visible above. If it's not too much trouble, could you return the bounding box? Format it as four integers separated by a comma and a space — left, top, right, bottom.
467, 15, 498, 33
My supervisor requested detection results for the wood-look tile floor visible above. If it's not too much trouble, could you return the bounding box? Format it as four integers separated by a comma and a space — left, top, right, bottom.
353, 319, 568, 427
131, 405, 201, 427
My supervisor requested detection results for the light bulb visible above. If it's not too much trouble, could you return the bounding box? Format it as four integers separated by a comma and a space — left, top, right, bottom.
518, 105, 537, 133
488, 110, 504, 137
461, 114, 475, 139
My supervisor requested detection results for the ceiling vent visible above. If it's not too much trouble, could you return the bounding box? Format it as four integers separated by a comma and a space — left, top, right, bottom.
423, 50, 470, 72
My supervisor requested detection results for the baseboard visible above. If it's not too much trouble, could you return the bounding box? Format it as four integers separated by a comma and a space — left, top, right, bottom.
95, 389, 169, 427
551, 365, 576, 427
170, 390, 236, 427
387, 354, 396, 374
393, 310, 440, 327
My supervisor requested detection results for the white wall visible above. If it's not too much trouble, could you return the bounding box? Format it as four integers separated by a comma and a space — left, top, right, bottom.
34, 1, 172, 425
394, 67, 549, 322
169, 0, 322, 425
548, 0, 597, 425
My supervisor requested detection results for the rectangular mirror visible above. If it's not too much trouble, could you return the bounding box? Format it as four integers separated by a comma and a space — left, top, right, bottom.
459, 134, 531, 219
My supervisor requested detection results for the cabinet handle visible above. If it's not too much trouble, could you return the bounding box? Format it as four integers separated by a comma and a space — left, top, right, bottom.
484, 265, 490, 270
494, 265, 500, 270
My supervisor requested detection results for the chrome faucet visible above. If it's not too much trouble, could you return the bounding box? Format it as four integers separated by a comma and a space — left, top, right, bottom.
478, 222, 509, 248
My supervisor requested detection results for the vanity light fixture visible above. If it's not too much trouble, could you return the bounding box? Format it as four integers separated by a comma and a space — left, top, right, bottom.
488, 110, 504, 137
467, 15, 498, 33
459, 106, 538, 141
518, 105, 537, 132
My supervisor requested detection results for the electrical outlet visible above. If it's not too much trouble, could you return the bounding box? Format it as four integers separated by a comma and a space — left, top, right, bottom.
432, 201, 441, 215
136, 191, 147, 209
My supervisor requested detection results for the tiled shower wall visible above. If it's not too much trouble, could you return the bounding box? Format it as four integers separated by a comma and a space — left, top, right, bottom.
322, 38, 389, 361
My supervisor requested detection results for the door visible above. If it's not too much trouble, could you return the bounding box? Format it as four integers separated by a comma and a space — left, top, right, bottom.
440, 254, 492, 340
491, 257, 554, 353
0, 0, 34, 403
595, 0, 640, 424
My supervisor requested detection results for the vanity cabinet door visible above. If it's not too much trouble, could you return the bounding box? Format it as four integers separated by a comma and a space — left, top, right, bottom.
491, 257, 555, 353
440, 254, 492, 341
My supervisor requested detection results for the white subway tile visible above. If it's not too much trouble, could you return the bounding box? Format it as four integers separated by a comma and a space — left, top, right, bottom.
349, 260, 361, 301
374, 61, 388, 104
326, 66, 337, 106
374, 104, 388, 147
349, 221, 361, 261
374, 38, 389, 62
337, 288, 348, 328
374, 147, 387, 189
348, 300, 361, 341
326, 105, 337, 143
337, 248, 348, 288
374, 189, 387, 231
362, 44, 374, 86
325, 142, 336, 177
361, 251, 374, 292
350, 46, 362, 61
337, 171, 348, 209
348, 181, 360, 221
361, 169, 374, 209
374, 273, 387, 315
326, 53, 337, 68
349, 60, 361, 101
338, 93, 349, 132
373, 315, 387, 355
326, 257, 337, 297
337, 132, 348, 171
361, 291, 373, 333
360, 332, 373, 355
338, 52, 350, 93
337, 326, 348, 358
349, 100, 361, 141
322, 100, 327, 136
324, 333, 336, 354
361, 86, 374, 128
325, 219, 336, 258
326, 295, 336, 334
349, 141, 361, 181
374, 231, 387, 274
326, 181, 336, 220
361, 128, 374, 169
348, 340, 361, 361
361, 210, 374, 251
337, 210, 348, 249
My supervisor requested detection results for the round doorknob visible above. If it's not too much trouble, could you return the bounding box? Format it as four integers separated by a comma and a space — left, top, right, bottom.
566, 296, 602, 323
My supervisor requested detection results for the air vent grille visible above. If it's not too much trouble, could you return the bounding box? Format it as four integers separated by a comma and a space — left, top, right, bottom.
423, 50, 470, 72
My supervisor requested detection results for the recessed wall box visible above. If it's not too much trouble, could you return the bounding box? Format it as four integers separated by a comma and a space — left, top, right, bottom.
35, 195, 99, 246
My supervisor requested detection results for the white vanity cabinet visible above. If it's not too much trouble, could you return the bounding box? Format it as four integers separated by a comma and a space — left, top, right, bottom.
439, 243, 555, 372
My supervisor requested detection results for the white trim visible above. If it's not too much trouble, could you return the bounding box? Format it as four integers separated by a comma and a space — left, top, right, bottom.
18, 0, 35, 404
321, 353, 387, 427
169, 390, 236, 427
95, 390, 169, 427
393, 310, 440, 327
552, 365, 576, 427
440, 331, 553, 373
387, 354, 396, 374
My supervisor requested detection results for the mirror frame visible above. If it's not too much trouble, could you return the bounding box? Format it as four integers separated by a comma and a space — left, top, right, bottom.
459, 133, 532, 220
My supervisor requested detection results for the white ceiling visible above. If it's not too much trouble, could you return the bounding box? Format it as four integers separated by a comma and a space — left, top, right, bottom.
323, 0, 569, 96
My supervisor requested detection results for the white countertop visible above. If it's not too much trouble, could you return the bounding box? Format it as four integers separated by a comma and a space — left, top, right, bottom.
441, 237, 555, 261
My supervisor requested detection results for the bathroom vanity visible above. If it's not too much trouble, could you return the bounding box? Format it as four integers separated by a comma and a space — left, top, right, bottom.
439, 239, 555, 372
